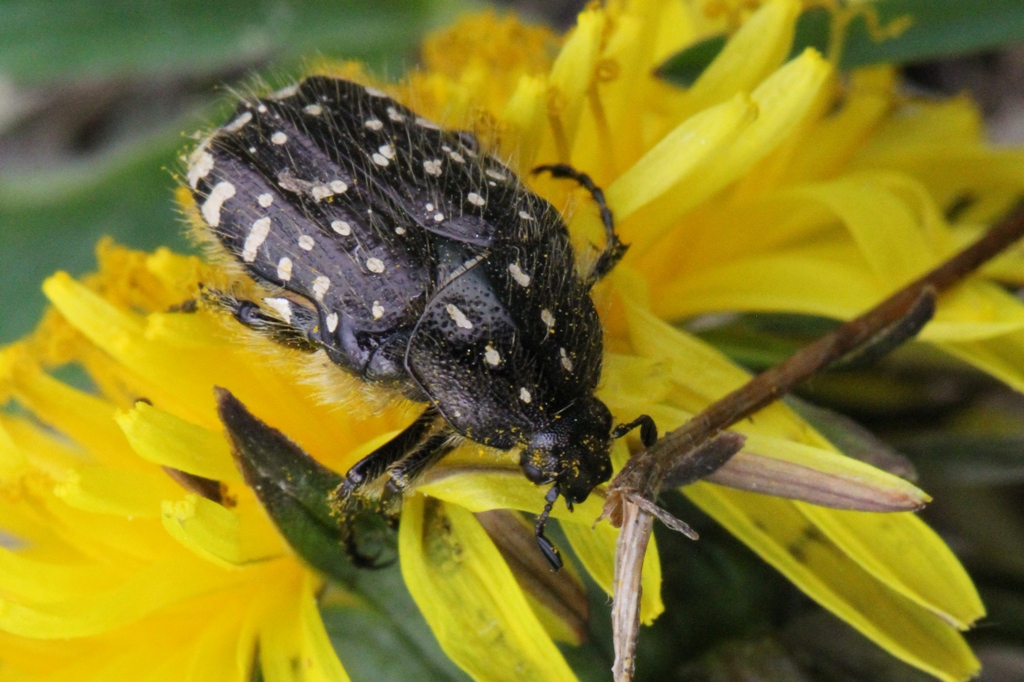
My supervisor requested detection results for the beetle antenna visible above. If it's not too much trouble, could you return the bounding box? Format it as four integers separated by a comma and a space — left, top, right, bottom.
535, 486, 564, 571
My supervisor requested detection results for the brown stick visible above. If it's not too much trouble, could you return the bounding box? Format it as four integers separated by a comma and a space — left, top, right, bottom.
605, 201, 1024, 681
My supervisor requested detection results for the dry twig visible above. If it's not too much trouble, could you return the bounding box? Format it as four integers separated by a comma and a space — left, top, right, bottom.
604, 201, 1024, 681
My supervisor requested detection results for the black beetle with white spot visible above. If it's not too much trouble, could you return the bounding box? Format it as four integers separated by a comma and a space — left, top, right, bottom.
187, 76, 657, 570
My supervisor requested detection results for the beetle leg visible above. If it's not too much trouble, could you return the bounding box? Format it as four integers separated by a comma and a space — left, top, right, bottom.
534, 485, 564, 571
611, 414, 658, 448
381, 431, 459, 507
532, 163, 629, 285
335, 406, 441, 502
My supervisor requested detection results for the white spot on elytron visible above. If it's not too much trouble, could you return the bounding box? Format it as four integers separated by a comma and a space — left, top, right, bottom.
258, 193, 273, 208
560, 347, 573, 371
187, 150, 214, 189
541, 308, 555, 331
311, 184, 333, 201
303, 104, 323, 116
386, 106, 405, 122
454, 410, 462, 418
485, 169, 507, 182
248, 146, 257, 153
312, 276, 331, 301
379, 144, 396, 160
488, 181, 496, 187
425, 203, 435, 212
366, 257, 385, 274
277, 257, 293, 281
445, 304, 473, 329
326, 312, 339, 333
467, 192, 485, 207
298, 235, 315, 251
449, 150, 465, 163
372, 301, 385, 319
257, 104, 268, 113
519, 211, 534, 220
271, 131, 288, 145
223, 111, 252, 133
415, 116, 440, 130
365, 119, 384, 131
484, 344, 502, 366
242, 217, 271, 262
423, 159, 442, 176
372, 153, 389, 167
508, 263, 531, 287
434, 213, 444, 222
395, 226, 406, 235
265, 297, 292, 324
519, 387, 532, 404
330, 180, 348, 193
331, 220, 352, 236
364, 86, 388, 98
273, 84, 298, 99
201, 181, 236, 227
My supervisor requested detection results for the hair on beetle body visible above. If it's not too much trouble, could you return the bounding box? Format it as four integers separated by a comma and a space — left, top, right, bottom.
185, 75, 655, 570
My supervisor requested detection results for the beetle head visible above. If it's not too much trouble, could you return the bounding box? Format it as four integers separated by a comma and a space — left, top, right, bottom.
519, 396, 613, 504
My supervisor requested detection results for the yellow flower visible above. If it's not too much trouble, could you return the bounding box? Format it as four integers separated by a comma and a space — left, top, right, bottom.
2, 0, 1019, 680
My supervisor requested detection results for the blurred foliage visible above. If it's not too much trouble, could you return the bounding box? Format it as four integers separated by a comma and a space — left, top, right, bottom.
656, 0, 1024, 86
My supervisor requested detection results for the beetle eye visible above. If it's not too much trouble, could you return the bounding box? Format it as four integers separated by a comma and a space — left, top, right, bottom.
519, 449, 554, 484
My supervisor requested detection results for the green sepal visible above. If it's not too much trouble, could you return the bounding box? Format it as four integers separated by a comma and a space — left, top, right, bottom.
215, 387, 396, 582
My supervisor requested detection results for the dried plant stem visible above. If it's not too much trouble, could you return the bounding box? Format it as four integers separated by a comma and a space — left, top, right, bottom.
605, 201, 1024, 681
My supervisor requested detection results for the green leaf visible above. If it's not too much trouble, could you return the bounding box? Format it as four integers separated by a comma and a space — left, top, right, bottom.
0, 0, 446, 85
895, 433, 1024, 486
785, 397, 917, 481
687, 313, 839, 371
215, 388, 397, 582
656, 0, 1024, 86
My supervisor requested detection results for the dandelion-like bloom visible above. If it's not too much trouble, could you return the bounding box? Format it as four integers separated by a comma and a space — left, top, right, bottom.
3, 0, 1022, 680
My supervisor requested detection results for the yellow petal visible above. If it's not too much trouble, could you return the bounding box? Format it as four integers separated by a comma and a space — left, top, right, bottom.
1, 347, 140, 470
399, 495, 577, 682
786, 176, 948, 286
0, 413, 82, 483
548, 8, 605, 160
501, 74, 549, 168
161, 495, 284, 568
419, 461, 605, 523
606, 92, 756, 222
621, 296, 832, 446
941, 332, 1024, 395
54, 466, 181, 518
679, 0, 801, 117
116, 402, 241, 483
561, 515, 664, 625
0, 554, 243, 638
797, 505, 983, 629
685, 483, 980, 682
298, 572, 350, 682
258, 567, 347, 682
0, 547, 124, 603
634, 49, 833, 256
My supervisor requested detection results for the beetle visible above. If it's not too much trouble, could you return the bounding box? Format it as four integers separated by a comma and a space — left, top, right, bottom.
186, 76, 656, 569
